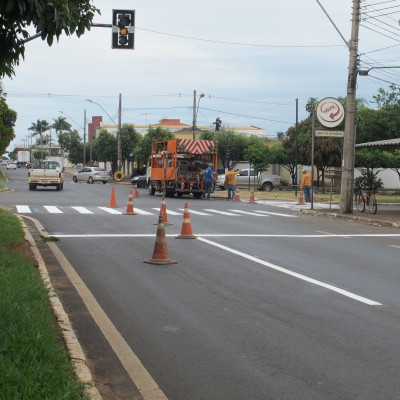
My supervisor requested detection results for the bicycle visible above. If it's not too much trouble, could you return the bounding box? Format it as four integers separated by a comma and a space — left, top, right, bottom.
354, 186, 377, 214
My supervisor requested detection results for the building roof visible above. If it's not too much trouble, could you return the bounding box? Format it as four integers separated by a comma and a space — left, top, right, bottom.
356, 138, 400, 148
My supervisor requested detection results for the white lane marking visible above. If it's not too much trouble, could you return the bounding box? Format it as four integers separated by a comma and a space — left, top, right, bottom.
132, 208, 155, 215
151, 208, 181, 216
317, 230, 351, 239
230, 209, 270, 217
254, 210, 297, 218
388, 245, 400, 249
98, 207, 123, 215
178, 208, 211, 216
203, 209, 240, 216
197, 237, 382, 306
16, 205, 32, 213
71, 206, 94, 214
44, 206, 63, 214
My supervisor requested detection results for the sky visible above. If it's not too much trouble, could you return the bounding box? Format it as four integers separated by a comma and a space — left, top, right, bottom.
3, 0, 400, 150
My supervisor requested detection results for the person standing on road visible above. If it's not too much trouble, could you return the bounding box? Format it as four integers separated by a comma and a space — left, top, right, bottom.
224, 167, 241, 201
300, 169, 312, 203
201, 163, 216, 200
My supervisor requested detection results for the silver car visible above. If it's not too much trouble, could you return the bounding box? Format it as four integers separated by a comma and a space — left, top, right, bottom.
6, 162, 17, 170
73, 167, 111, 184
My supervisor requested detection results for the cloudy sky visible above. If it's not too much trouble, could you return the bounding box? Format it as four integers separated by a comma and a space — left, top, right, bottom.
3, 0, 400, 149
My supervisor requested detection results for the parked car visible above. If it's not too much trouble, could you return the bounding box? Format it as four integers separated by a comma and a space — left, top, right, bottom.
2, 160, 8, 166
131, 175, 148, 188
6, 162, 17, 170
216, 168, 281, 191
73, 167, 111, 184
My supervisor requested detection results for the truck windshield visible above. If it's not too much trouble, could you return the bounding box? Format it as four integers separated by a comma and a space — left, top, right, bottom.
32, 161, 60, 169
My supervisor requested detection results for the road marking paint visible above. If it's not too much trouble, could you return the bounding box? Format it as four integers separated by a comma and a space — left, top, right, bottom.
133, 208, 155, 215
71, 206, 94, 214
203, 209, 240, 216
178, 208, 211, 216
44, 206, 63, 214
16, 205, 32, 213
254, 210, 297, 218
151, 208, 181, 215
388, 245, 400, 249
230, 209, 270, 217
197, 237, 383, 306
317, 230, 352, 239
98, 207, 123, 215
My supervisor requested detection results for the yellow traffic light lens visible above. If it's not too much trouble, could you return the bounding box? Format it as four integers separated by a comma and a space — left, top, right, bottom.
120, 27, 128, 35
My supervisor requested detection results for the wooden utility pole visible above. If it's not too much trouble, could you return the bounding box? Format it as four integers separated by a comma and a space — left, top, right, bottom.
340, 0, 361, 214
192, 90, 197, 139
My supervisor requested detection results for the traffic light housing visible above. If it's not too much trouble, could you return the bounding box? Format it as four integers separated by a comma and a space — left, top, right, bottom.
215, 117, 222, 131
112, 9, 135, 49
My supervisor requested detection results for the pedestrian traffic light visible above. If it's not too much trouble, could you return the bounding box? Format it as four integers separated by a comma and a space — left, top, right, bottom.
112, 9, 135, 49
214, 117, 222, 131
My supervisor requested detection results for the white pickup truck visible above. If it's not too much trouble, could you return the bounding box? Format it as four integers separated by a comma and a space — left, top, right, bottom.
28, 161, 64, 191
216, 168, 281, 192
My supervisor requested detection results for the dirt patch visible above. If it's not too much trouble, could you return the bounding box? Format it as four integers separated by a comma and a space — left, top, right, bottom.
7, 242, 38, 266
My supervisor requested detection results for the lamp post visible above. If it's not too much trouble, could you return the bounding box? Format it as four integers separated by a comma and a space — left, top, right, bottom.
192, 91, 205, 139
358, 66, 400, 76
86, 96, 122, 171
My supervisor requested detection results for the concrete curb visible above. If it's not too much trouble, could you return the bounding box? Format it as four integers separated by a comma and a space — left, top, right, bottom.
17, 215, 103, 400
299, 209, 400, 229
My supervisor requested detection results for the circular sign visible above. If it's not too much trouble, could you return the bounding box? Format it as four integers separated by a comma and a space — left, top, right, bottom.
316, 97, 345, 128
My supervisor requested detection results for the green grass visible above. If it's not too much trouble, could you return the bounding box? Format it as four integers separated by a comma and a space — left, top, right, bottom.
0, 209, 85, 400
0, 169, 5, 190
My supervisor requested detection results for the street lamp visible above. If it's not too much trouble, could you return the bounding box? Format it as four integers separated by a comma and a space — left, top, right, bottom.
358, 66, 400, 76
192, 91, 205, 139
86, 96, 122, 172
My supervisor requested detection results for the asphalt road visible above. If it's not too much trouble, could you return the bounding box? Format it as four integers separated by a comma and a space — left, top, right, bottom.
2, 167, 400, 400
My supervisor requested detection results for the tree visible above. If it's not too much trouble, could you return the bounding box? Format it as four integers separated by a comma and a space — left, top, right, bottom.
120, 124, 142, 162
372, 84, 400, 108
28, 119, 51, 145
58, 130, 82, 164
244, 144, 272, 172
384, 149, 400, 185
52, 116, 71, 135
0, 82, 17, 155
0, 0, 100, 78
354, 148, 388, 191
93, 130, 117, 170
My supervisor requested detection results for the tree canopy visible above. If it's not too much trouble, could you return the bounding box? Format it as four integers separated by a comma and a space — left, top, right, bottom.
0, 0, 100, 77
0, 82, 17, 155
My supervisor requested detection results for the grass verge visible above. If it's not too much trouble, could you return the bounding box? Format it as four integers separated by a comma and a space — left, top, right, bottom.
0, 208, 85, 400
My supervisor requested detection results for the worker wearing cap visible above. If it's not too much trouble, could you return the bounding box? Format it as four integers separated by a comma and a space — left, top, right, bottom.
224, 167, 241, 201
300, 169, 312, 203
201, 163, 216, 200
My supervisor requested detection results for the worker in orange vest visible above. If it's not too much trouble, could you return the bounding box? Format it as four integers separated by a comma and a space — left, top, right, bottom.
300, 169, 312, 203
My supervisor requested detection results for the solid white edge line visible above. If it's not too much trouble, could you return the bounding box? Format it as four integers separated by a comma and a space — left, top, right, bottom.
197, 237, 382, 306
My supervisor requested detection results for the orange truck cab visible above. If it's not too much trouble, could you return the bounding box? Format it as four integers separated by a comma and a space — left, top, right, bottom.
147, 139, 218, 198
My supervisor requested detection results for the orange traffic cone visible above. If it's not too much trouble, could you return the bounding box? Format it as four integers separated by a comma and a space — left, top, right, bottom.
154, 196, 172, 226
133, 186, 140, 198
234, 188, 241, 202
108, 187, 117, 208
249, 191, 256, 204
144, 217, 177, 265
176, 203, 197, 239
297, 190, 305, 205
124, 191, 137, 215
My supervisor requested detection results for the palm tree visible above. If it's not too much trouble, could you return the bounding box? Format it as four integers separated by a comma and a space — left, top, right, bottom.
29, 119, 51, 159
52, 116, 71, 135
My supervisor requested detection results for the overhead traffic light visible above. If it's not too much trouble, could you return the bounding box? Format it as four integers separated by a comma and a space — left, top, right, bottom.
112, 9, 135, 49
214, 117, 222, 131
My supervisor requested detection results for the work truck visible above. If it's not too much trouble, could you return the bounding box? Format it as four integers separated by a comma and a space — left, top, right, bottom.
147, 139, 218, 198
28, 160, 64, 191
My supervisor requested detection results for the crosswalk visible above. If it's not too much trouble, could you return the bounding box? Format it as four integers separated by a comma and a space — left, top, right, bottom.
15, 204, 297, 218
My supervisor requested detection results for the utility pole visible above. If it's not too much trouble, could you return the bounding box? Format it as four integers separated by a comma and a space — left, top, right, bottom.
295, 98, 299, 195
117, 93, 122, 171
340, 0, 361, 213
83, 109, 87, 165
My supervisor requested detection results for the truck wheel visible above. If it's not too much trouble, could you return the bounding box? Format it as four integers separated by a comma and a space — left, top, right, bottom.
102, 181, 107, 184
165, 189, 175, 198
56, 184, 61, 191
193, 193, 202, 199
262, 182, 273, 192
148, 184, 155, 195
29, 184, 36, 191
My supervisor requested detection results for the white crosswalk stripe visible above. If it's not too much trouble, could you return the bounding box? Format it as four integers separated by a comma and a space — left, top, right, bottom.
152, 208, 182, 215
254, 210, 297, 218
44, 206, 63, 214
71, 206, 94, 214
98, 207, 123, 215
178, 208, 211, 215
16, 205, 32, 213
229, 209, 270, 217
203, 209, 240, 216
132, 208, 155, 215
